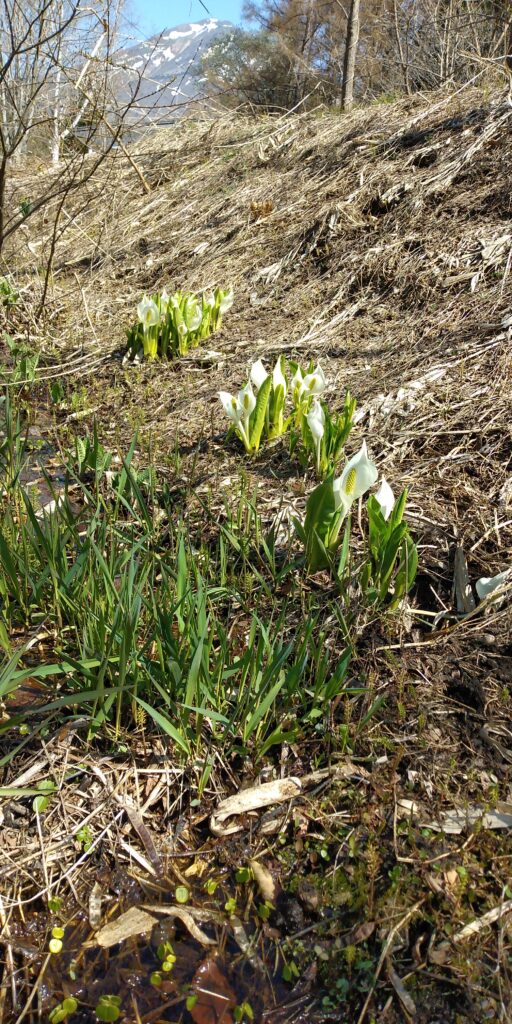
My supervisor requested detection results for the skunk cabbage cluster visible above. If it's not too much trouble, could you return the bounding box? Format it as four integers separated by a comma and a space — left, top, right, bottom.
219, 357, 356, 471
294, 445, 418, 607
126, 286, 233, 361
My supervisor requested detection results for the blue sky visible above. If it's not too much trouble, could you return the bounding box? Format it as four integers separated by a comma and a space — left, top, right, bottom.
128, 0, 246, 37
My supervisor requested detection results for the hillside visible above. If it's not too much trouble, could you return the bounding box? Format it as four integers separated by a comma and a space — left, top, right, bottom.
1, 86, 512, 1023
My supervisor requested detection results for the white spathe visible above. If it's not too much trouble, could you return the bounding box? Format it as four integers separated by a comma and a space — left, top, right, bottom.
219, 288, 234, 314
333, 442, 379, 517
239, 382, 256, 419
307, 399, 325, 472
302, 365, 327, 396
250, 359, 268, 390
137, 295, 160, 330
476, 568, 512, 600
306, 399, 325, 441
375, 477, 395, 520
185, 299, 202, 331
272, 357, 287, 396
219, 390, 243, 426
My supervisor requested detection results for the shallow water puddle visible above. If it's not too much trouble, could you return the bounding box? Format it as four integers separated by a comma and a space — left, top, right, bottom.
3, 876, 303, 1023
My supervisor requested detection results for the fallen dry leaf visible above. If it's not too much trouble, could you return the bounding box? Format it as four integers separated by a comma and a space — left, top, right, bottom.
210, 777, 301, 836
249, 859, 277, 902
88, 882, 103, 930
398, 799, 512, 834
142, 904, 218, 945
430, 898, 512, 963
427, 803, 512, 834
190, 957, 237, 1024
349, 920, 376, 945
387, 960, 416, 1018
95, 906, 158, 947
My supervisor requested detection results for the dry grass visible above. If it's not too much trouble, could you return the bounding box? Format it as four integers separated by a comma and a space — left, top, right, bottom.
1, 83, 511, 1023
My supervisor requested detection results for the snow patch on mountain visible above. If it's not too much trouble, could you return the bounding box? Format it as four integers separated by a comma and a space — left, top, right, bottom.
115, 18, 234, 122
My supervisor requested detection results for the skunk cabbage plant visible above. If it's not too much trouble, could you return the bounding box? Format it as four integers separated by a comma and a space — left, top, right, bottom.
126, 285, 234, 361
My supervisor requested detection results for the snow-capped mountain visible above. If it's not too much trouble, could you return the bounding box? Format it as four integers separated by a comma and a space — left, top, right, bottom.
115, 18, 234, 121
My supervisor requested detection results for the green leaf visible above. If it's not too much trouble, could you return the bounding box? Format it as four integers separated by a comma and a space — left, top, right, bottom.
291, 515, 306, 544
379, 524, 408, 598
33, 779, 56, 813
49, 997, 78, 1023
249, 376, 272, 451
244, 672, 287, 739
390, 488, 408, 529
134, 697, 190, 754
258, 726, 297, 759
358, 694, 386, 729
336, 515, 352, 578
390, 535, 418, 608
95, 995, 121, 1023
303, 475, 338, 570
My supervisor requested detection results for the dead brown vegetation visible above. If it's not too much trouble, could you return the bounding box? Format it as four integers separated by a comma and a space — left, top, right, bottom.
1, 84, 512, 1023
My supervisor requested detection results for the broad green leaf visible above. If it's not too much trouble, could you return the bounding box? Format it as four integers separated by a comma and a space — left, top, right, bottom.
249, 376, 272, 451
304, 475, 339, 570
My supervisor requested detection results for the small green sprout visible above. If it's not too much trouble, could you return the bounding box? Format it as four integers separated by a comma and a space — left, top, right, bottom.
234, 1001, 254, 1022
95, 995, 121, 1022
156, 941, 176, 963
0, 277, 18, 306
235, 866, 253, 884
49, 997, 78, 1023
76, 825, 93, 852
49, 925, 65, 954
33, 779, 56, 813
258, 901, 273, 921
282, 961, 300, 982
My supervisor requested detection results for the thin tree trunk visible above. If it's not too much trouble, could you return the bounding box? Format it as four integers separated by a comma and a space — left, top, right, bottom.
341, 0, 360, 111
0, 157, 7, 253
52, 64, 62, 165
393, 0, 411, 96
506, 16, 512, 104
59, 30, 107, 150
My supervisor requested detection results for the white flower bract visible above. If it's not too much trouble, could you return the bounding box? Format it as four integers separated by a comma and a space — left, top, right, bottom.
219, 287, 234, 314
476, 568, 511, 600
333, 442, 378, 517
302, 365, 327, 396
137, 296, 160, 331
219, 390, 243, 426
250, 359, 268, 391
306, 400, 325, 442
375, 477, 395, 520
272, 357, 287, 397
